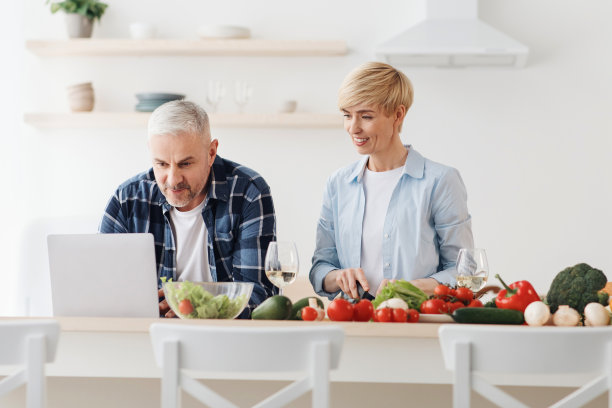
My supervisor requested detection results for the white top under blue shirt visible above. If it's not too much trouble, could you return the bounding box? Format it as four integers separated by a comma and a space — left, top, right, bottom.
309, 146, 474, 299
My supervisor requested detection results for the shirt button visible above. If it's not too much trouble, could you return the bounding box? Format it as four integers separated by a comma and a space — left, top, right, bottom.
384, 233, 389, 239
385, 263, 390, 268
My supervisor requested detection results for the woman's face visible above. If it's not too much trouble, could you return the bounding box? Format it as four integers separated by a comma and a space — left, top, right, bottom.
342, 104, 398, 157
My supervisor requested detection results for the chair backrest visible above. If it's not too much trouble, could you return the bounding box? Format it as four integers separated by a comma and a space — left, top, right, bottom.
439, 325, 612, 408
0, 320, 60, 408
150, 324, 343, 372
150, 323, 344, 408
439, 325, 612, 374
0, 320, 60, 365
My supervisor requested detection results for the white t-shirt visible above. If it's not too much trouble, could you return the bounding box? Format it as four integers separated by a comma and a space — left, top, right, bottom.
169, 199, 213, 282
360, 165, 404, 295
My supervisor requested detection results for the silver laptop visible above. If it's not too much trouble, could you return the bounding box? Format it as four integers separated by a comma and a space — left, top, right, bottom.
47, 233, 159, 318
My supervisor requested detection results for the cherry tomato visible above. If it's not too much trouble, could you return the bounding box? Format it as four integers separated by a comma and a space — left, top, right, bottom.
301, 306, 319, 321
374, 308, 393, 322
449, 288, 458, 298
468, 299, 483, 308
353, 299, 374, 322
434, 284, 451, 298
327, 298, 354, 322
420, 298, 447, 314
391, 308, 408, 323
407, 309, 420, 323
447, 301, 465, 313
178, 299, 193, 315
455, 287, 474, 303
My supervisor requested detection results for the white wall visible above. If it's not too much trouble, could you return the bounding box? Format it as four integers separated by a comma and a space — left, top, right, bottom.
5, 0, 611, 314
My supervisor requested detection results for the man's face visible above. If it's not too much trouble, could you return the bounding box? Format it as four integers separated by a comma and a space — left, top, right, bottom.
149, 132, 218, 212
342, 104, 398, 157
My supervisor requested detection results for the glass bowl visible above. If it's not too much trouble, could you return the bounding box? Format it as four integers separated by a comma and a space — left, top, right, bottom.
163, 281, 253, 319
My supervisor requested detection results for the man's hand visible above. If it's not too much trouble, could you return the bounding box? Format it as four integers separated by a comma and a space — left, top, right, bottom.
323, 268, 370, 299
158, 288, 176, 318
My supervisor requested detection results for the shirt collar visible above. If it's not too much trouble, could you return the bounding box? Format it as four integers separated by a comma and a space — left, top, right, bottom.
346, 144, 424, 183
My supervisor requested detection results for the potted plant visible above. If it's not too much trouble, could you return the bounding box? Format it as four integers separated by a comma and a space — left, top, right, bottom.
47, 0, 108, 38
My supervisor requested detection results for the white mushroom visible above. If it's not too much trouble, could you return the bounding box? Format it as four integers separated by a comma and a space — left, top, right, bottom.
552, 305, 581, 326
583, 302, 610, 326
524, 301, 551, 327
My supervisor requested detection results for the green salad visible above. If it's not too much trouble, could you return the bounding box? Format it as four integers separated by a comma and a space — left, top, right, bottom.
165, 281, 247, 319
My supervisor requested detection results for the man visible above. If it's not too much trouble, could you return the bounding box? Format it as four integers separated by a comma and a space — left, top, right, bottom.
100, 100, 277, 317
310, 62, 474, 299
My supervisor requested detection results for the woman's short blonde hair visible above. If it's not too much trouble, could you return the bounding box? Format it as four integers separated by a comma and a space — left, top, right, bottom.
338, 62, 414, 115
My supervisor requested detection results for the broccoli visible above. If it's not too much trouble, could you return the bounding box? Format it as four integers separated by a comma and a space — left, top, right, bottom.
546, 263, 608, 315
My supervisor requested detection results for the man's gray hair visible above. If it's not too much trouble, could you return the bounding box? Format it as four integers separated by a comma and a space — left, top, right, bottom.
147, 100, 210, 142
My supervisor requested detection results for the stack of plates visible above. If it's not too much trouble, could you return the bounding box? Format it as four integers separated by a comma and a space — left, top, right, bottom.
135, 93, 185, 112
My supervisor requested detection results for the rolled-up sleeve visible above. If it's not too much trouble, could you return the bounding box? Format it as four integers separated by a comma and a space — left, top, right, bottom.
309, 180, 342, 299
429, 168, 473, 285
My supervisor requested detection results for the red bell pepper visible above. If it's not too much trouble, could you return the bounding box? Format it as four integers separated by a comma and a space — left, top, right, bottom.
495, 274, 540, 312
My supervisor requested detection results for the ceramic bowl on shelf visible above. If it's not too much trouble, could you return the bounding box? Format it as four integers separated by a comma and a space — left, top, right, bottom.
134, 93, 185, 112
197, 25, 251, 39
163, 281, 253, 319
67, 82, 94, 112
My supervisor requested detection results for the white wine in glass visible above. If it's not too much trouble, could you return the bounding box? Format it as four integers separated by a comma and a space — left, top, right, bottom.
264, 241, 299, 294
456, 248, 489, 292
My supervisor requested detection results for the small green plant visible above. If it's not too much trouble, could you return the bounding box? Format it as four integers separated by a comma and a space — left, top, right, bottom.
47, 0, 108, 22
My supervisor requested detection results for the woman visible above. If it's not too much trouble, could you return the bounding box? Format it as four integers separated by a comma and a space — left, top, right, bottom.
309, 62, 473, 299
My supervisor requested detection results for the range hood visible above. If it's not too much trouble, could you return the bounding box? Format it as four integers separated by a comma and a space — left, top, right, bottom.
376, 0, 529, 68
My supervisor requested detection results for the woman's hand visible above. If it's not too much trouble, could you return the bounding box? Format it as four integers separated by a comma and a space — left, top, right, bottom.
323, 268, 370, 299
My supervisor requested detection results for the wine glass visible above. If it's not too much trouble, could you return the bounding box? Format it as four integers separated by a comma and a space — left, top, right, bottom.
234, 81, 253, 113
456, 248, 489, 292
206, 80, 225, 113
264, 241, 299, 295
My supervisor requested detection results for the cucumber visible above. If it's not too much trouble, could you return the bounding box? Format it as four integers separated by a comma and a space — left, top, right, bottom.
251, 295, 293, 320
290, 297, 325, 320
452, 307, 524, 325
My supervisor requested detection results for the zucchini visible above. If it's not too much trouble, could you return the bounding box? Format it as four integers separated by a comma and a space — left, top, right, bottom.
251, 295, 293, 320
289, 297, 325, 320
452, 307, 524, 325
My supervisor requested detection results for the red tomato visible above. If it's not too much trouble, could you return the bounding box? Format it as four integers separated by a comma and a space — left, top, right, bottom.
449, 288, 458, 298
374, 308, 393, 322
447, 301, 465, 313
353, 299, 374, 322
434, 284, 451, 298
420, 298, 447, 314
178, 299, 193, 315
327, 298, 354, 321
301, 306, 319, 321
407, 309, 420, 323
468, 299, 483, 308
391, 308, 408, 323
455, 287, 474, 303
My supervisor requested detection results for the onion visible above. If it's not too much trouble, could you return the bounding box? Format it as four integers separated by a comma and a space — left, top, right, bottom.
583, 302, 610, 326
377, 298, 409, 310
524, 301, 550, 326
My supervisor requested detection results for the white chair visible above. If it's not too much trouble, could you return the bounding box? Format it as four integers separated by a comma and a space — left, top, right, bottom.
0, 320, 60, 408
439, 325, 612, 408
149, 324, 344, 408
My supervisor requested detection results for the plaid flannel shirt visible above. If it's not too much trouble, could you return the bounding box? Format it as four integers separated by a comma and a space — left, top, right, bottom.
99, 155, 278, 317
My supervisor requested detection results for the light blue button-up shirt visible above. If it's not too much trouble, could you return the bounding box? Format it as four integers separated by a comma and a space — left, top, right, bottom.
309, 146, 473, 299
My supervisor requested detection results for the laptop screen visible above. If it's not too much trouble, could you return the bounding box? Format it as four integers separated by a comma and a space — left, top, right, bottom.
47, 233, 159, 318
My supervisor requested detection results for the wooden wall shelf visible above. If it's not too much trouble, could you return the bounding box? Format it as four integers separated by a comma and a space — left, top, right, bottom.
25, 39, 348, 57
24, 112, 342, 129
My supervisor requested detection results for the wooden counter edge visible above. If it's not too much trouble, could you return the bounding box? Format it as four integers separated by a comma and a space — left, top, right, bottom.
0, 316, 441, 338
